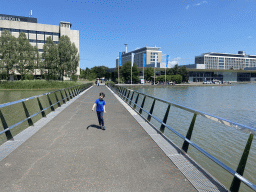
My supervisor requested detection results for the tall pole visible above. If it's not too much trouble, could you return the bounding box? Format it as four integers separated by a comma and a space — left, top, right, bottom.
165, 66, 166, 84
143, 53, 146, 85
154, 53, 157, 85
119, 52, 122, 84
131, 53, 134, 85
154, 67, 155, 85
166, 55, 169, 85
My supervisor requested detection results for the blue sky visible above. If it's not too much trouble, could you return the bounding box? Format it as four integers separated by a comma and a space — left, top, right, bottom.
1, 0, 256, 69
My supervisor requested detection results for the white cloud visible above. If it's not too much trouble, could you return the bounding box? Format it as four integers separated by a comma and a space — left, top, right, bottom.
194, 1, 207, 6
186, 1, 207, 9
160, 57, 181, 68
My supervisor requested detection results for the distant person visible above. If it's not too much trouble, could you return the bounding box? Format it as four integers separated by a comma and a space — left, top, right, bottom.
92, 92, 106, 130
97, 79, 99, 86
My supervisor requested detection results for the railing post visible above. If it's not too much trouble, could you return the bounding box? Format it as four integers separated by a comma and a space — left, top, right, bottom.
22, 101, 33, 126
134, 93, 140, 109
230, 133, 254, 192
182, 113, 197, 152
60, 90, 66, 104
64, 89, 70, 101
160, 104, 171, 133
0, 109, 13, 140
47, 94, 55, 111
54, 92, 61, 107
37, 97, 46, 117
147, 99, 156, 122
68, 89, 73, 99
123, 88, 127, 99
129, 91, 135, 105
126, 90, 131, 102
139, 95, 146, 114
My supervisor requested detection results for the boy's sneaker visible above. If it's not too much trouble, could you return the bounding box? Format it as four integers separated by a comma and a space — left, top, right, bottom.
102, 126, 105, 130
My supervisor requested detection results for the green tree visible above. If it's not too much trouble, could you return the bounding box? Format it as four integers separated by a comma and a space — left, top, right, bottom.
173, 64, 179, 75
105, 71, 111, 81
69, 43, 79, 78
144, 67, 154, 81
0, 30, 18, 80
42, 36, 59, 80
91, 66, 108, 78
58, 35, 72, 80
120, 61, 139, 83
17, 33, 37, 79
178, 66, 189, 82
170, 74, 182, 84
132, 64, 139, 83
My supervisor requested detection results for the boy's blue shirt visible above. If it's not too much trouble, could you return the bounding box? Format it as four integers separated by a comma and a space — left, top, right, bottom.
95, 99, 105, 112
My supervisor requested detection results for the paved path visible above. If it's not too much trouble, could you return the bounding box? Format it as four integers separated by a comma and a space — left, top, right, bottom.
0, 85, 197, 192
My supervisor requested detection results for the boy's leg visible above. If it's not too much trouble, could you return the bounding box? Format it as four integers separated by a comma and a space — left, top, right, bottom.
100, 112, 105, 130
96, 112, 102, 126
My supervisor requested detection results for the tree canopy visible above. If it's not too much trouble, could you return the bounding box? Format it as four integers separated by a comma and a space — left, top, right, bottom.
0, 30, 80, 81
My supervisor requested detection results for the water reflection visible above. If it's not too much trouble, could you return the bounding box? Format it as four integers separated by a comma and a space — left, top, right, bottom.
128, 83, 256, 191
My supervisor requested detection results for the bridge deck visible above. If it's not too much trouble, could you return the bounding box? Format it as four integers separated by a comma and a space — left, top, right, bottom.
0, 85, 198, 191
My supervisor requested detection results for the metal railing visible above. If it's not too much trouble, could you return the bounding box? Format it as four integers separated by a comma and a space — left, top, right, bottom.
0, 83, 92, 142
107, 83, 256, 192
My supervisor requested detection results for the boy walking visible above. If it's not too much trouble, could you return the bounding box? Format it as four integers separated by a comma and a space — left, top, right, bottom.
92, 92, 106, 130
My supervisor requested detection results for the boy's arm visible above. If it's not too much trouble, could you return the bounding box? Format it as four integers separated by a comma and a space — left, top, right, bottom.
103, 105, 106, 113
92, 103, 96, 111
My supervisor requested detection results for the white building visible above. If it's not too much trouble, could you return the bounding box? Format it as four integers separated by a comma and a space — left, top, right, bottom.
116, 45, 162, 68
195, 51, 256, 70
0, 14, 80, 76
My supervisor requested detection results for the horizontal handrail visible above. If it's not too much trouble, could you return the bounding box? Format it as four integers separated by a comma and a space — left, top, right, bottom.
0, 83, 92, 139
108, 83, 256, 192
124, 88, 256, 136
0, 85, 84, 109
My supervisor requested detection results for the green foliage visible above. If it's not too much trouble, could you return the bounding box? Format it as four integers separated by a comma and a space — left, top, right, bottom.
156, 74, 182, 84
106, 81, 115, 86
42, 36, 59, 80
91, 66, 108, 78
144, 67, 154, 80
71, 74, 78, 82
132, 64, 139, 83
0, 30, 18, 80
120, 61, 139, 83
0, 80, 83, 89
16, 32, 36, 79
170, 74, 182, 84
178, 66, 189, 82
166, 64, 189, 82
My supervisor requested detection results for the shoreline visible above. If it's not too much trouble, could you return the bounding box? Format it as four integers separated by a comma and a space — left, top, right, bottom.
116, 81, 255, 87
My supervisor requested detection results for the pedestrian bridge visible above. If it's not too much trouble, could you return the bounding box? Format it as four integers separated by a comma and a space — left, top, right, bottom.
0, 84, 255, 192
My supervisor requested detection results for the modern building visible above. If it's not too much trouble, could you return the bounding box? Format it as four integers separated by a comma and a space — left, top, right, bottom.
116, 45, 162, 68
0, 14, 80, 76
195, 51, 256, 70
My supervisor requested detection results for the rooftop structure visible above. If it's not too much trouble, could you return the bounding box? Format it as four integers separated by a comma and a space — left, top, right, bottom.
116, 45, 162, 68
195, 51, 256, 70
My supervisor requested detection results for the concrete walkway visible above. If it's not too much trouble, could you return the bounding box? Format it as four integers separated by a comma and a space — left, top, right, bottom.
0, 85, 197, 192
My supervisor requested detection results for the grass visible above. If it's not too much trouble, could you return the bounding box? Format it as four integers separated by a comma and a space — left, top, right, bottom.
0, 80, 92, 90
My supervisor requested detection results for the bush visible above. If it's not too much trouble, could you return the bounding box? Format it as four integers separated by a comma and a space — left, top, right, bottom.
170, 74, 182, 84
71, 74, 78, 82
106, 81, 115, 86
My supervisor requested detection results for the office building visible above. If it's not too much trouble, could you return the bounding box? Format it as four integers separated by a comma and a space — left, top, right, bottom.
195, 51, 256, 70
116, 45, 162, 68
0, 14, 80, 76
